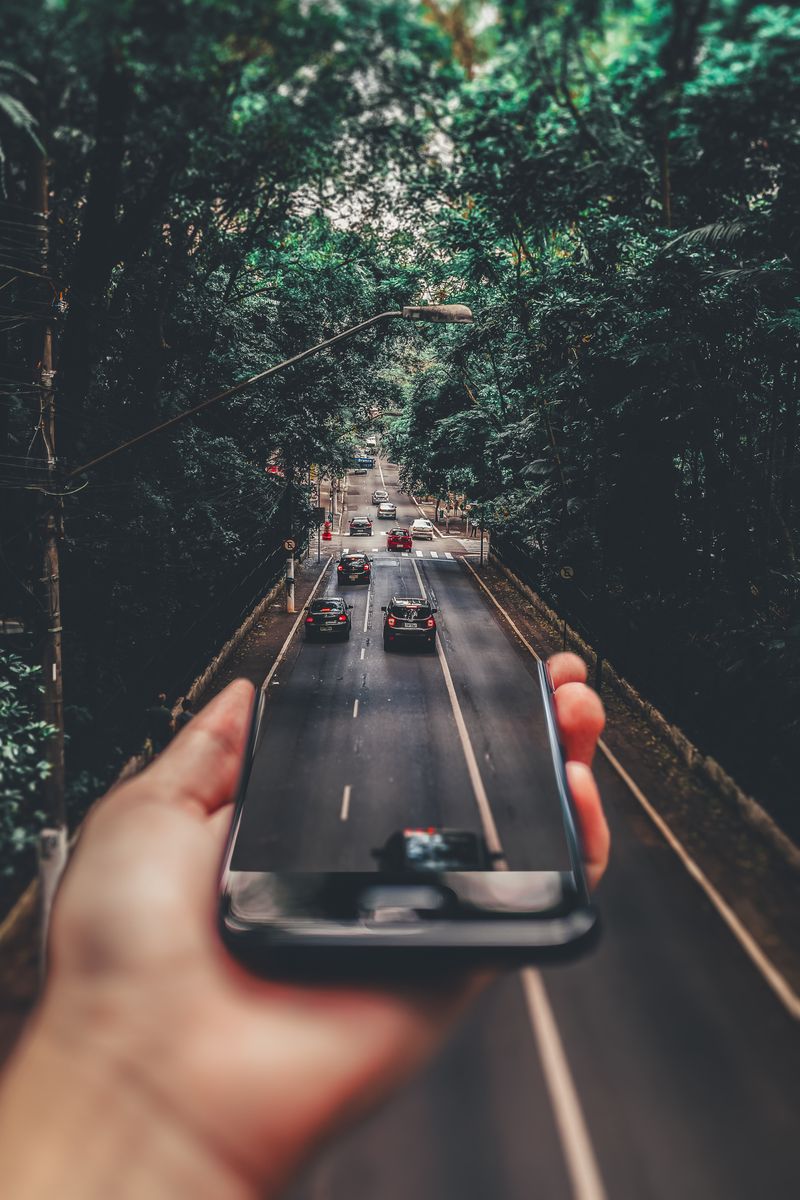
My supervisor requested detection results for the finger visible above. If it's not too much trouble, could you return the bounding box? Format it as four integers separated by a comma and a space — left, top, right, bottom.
208, 802, 235, 845
143, 679, 255, 815
547, 652, 587, 690
553, 680, 605, 766
567, 761, 609, 890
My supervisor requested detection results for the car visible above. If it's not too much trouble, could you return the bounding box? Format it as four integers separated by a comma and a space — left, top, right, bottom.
377, 502, 397, 520
410, 518, 434, 540
386, 528, 412, 552
351, 466, 368, 475
304, 597, 352, 641
371, 489, 389, 504
372, 828, 493, 873
348, 516, 373, 536
337, 552, 371, 585
381, 595, 437, 651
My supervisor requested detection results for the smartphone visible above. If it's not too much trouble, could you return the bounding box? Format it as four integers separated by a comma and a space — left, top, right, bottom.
219, 659, 599, 977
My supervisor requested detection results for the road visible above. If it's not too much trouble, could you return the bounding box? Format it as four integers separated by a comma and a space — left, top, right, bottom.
238, 461, 799, 1199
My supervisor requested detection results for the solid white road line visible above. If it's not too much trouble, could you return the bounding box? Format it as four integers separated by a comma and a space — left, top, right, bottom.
409, 555, 607, 1199
410, 557, 502, 856
362, 587, 371, 633
522, 971, 608, 1200
377, 457, 386, 488
460, 555, 800, 1021
340, 785, 351, 821
261, 557, 332, 691
360, 647, 365, 661
352, 698, 359, 719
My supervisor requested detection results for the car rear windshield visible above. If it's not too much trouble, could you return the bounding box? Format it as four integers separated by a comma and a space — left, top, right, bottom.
309, 600, 342, 613
341, 555, 366, 564
390, 602, 431, 618
351, 519, 370, 525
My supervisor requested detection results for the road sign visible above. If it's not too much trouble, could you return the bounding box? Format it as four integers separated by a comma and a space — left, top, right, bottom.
559, 565, 575, 580
283, 538, 296, 552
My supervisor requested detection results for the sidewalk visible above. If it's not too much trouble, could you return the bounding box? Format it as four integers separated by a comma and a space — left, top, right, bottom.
410, 494, 484, 543
197, 550, 332, 702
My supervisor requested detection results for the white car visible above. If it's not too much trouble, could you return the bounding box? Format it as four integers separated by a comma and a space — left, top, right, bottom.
377, 502, 397, 519
410, 518, 434, 540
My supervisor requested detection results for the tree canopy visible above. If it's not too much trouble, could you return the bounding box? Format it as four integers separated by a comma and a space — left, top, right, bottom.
1, 0, 798, 866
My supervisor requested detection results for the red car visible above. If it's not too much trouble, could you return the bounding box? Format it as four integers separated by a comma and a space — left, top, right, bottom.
387, 527, 412, 552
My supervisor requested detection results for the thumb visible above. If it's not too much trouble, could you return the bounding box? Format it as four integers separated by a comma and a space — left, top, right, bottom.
138, 680, 255, 817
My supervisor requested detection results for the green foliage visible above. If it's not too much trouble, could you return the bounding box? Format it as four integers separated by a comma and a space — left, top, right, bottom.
0, 654, 52, 875
0, 0, 797, 838
394, 0, 800, 825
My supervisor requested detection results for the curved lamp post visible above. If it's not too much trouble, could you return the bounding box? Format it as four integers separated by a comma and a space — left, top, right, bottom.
68, 304, 473, 479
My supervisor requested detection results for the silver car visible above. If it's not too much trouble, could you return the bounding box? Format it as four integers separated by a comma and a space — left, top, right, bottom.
410, 518, 434, 540
377, 502, 397, 519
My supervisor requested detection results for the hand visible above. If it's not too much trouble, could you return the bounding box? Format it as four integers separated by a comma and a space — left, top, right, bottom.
0, 653, 607, 1199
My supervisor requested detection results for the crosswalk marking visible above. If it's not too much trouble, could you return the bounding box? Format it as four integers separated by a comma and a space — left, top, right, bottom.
340, 548, 462, 562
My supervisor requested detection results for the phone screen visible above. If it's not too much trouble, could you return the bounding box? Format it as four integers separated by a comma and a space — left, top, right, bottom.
223, 660, 588, 934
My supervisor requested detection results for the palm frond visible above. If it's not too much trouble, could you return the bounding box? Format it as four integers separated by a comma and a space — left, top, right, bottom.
665, 220, 750, 252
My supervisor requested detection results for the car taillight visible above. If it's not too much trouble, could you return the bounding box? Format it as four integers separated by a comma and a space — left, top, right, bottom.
337, 565, 343, 571
364, 563, 370, 571
387, 615, 396, 627
338, 614, 347, 622
305, 616, 313, 624
426, 618, 435, 628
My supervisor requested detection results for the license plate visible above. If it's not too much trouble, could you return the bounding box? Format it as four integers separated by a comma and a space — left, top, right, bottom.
349, 574, 359, 581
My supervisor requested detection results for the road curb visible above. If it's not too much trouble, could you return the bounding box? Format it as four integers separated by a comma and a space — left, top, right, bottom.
489, 554, 800, 872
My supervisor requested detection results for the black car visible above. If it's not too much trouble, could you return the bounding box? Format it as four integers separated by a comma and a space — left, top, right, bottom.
337, 552, 372, 585
373, 828, 493, 873
304, 597, 352, 641
381, 595, 437, 651
348, 516, 373, 536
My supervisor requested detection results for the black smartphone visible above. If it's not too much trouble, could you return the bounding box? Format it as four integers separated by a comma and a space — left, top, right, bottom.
219, 659, 599, 977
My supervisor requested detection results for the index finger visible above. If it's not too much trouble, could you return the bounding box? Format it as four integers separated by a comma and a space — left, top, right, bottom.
547, 654, 605, 766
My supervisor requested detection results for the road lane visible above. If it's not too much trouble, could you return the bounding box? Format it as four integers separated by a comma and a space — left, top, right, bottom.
239, 460, 800, 1199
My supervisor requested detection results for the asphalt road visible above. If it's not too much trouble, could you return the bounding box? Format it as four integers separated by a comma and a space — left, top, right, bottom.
236, 462, 800, 1200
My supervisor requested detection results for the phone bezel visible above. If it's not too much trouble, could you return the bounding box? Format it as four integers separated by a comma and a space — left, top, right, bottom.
218, 660, 598, 971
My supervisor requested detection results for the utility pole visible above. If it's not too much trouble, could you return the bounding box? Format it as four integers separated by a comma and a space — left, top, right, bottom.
285, 466, 295, 613
32, 141, 67, 966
